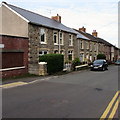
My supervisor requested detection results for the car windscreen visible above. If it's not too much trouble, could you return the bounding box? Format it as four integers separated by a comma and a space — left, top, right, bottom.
93, 60, 103, 64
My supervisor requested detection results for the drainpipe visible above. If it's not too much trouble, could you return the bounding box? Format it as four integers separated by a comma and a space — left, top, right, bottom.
58, 30, 61, 54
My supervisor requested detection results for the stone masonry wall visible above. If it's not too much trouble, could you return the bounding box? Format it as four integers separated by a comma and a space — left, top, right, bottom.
28, 24, 77, 75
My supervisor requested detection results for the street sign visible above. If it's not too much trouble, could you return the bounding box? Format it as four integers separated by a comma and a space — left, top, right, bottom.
0, 44, 4, 48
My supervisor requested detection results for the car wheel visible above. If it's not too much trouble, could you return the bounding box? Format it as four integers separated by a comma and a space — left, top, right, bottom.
90, 68, 93, 71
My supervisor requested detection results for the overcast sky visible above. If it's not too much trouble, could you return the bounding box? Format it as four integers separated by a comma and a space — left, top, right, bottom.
3, 0, 119, 47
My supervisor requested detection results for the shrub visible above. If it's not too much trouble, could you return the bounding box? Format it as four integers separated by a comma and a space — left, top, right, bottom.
39, 54, 64, 74
71, 58, 81, 71
97, 54, 106, 60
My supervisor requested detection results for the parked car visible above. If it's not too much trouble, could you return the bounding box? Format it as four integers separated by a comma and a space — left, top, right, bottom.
114, 59, 120, 65
90, 59, 108, 71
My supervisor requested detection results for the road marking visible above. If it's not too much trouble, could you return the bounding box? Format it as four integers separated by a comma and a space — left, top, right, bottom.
99, 91, 119, 120
29, 76, 59, 84
0, 82, 28, 88
1, 76, 58, 89
108, 96, 120, 120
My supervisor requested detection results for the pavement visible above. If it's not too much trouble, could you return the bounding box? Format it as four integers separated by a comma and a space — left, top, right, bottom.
1, 69, 89, 88
1, 65, 120, 119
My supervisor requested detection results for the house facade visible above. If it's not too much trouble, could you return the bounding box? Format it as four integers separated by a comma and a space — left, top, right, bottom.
76, 27, 99, 62
77, 27, 118, 62
28, 23, 78, 74
0, 2, 29, 78
75, 29, 91, 63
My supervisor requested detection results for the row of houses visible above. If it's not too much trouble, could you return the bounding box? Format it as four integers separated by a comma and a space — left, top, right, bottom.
0, 2, 120, 78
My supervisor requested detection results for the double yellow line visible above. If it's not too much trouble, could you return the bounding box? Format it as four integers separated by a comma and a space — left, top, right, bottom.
100, 91, 120, 120
0, 82, 28, 88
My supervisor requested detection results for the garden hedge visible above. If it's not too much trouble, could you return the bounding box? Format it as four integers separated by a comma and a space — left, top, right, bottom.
97, 54, 106, 60
39, 54, 64, 74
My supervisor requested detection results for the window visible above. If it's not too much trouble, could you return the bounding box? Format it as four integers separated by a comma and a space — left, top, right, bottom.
80, 40, 84, 49
60, 50, 64, 54
59, 32, 63, 45
69, 34, 73, 46
90, 43, 92, 51
80, 53, 84, 62
86, 53, 89, 59
68, 50, 73, 61
40, 28, 46, 44
54, 50, 58, 54
86, 42, 89, 49
94, 43, 97, 51
39, 51, 48, 56
53, 31, 58, 44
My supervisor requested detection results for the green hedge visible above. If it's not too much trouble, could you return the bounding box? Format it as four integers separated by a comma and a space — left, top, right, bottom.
97, 54, 106, 60
39, 54, 64, 74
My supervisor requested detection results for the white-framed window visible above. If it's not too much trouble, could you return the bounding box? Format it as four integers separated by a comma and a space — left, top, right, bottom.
80, 40, 84, 49
94, 43, 97, 51
86, 41, 89, 49
68, 50, 73, 61
40, 28, 46, 44
59, 32, 64, 45
39, 51, 48, 56
90, 55, 92, 62
80, 53, 84, 62
69, 34, 73, 46
90, 43, 92, 51
53, 31, 58, 45
86, 53, 89, 59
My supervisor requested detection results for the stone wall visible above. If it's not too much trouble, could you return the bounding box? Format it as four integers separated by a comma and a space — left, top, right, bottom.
28, 23, 77, 75
28, 24, 40, 75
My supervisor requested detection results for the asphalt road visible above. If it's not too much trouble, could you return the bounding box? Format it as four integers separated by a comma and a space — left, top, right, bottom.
2, 65, 119, 119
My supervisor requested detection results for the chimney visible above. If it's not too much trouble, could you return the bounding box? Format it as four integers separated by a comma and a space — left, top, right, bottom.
79, 26, 86, 32
51, 14, 61, 23
92, 30, 98, 37
2, 1, 7, 4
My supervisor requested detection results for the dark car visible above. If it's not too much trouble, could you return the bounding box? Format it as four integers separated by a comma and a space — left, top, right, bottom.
114, 59, 120, 65
90, 59, 108, 71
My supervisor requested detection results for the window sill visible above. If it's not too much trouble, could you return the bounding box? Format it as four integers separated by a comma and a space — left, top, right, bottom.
69, 45, 73, 46
40, 42, 47, 45
54, 43, 58, 45
0, 66, 25, 72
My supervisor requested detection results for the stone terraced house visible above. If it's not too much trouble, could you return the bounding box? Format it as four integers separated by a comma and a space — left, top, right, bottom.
75, 27, 99, 62
76, 27, 119, 62
74, 29, 91, 63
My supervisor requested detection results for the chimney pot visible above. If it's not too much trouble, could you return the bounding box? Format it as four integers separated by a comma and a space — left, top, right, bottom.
79, 26, 86, 32
51, 14, 61, 23
92, 30, 98, 37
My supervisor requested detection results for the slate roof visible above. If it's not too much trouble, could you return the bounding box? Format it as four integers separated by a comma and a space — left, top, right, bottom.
75, 29, 113, 46
76, 31, 90, 40
4, 2, 78, 34
76, 30, 98, 42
